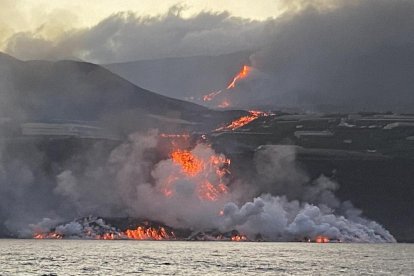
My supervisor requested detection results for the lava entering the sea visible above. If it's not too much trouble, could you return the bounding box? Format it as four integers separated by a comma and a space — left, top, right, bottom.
231, 234, 248, 242
34, 224, 175, 241
29, 131, 396, 244
124, 226, 174, 240
162, 145, 230, 201
315, 236, 330, 243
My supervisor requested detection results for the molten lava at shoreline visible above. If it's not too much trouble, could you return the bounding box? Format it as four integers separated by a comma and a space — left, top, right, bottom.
28, 133, 396, 244
315, 236, 330, 243
164, 145, 230, 201
34, 226, 175, 241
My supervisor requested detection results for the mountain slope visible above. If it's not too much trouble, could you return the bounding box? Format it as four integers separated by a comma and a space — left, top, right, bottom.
0, 52, 226, 134
104, 51, 251, 102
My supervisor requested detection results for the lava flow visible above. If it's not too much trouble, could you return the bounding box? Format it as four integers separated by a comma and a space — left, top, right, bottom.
124, 226, 174, 240
315, 236, 330, 243
201, 65, 253, 106
33, 232, 62, 239
163, 145, 230, 201
34, 226, 175, 240
231, 234, 248, 242
227, 65, 252, 89
171, 149, 203, 176
216, 110, 270, 131
203, 90, 222, 102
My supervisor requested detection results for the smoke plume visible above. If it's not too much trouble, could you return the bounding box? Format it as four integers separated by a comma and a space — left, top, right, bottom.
3, 1, 414, 112
235, 0, 414, 112
0, 130, 395, 242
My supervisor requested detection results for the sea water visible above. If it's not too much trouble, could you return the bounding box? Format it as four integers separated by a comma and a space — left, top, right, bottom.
0, 240, 413, 275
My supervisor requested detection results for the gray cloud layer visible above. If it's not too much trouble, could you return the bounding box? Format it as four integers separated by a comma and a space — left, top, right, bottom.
3, 0, 414, 112
248, 0, 414, 112
5, 7, 266, 63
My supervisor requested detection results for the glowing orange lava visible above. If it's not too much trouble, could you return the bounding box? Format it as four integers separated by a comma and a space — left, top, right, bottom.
200, 65, 252, 106
165, 145, 230, 201
216, 110, 270, 131
34, 226, 175, 240
231, 234, 248, 241
227, 65, 252, 89
171, 149, 203, 176
315, 236, 330, 243
124, 226, 174, 240
33, 232, 62, 239
203, 90, 222, 102
198, 181, 228, 201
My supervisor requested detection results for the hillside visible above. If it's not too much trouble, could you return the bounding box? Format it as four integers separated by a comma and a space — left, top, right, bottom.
0, 52, 237, 134
104, 51, 251, 102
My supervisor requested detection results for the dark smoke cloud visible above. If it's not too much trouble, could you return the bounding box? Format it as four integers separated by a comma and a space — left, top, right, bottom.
5, 1, 414, 112
248, 0, 414, 112
5, 6, 266, 63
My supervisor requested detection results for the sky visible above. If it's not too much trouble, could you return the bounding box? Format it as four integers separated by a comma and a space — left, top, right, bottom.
0, 0, 339, 63
0, 0, 284, 39
2, 0, 414, 112
16, 0, 285, 24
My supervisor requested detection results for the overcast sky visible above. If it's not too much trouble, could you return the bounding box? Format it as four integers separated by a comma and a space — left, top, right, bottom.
0, 0, 285, 38
1, 0, 414, 112
0, 0, 341, 61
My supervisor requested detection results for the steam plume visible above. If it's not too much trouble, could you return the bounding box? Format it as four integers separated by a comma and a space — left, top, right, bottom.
1, 131, 394, 242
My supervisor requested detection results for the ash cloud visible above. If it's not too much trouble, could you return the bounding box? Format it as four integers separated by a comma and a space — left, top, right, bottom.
247, 0, 414, 112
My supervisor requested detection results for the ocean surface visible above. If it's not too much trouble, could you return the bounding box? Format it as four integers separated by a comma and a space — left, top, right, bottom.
0, 240, 413, 275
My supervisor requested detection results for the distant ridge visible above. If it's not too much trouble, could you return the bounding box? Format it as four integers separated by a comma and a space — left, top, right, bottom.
105, 51, 251, 101
0, 52, 225, 134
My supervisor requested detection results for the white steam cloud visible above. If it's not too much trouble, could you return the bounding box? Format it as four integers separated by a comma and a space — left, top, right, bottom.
4, 131, 394, 242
